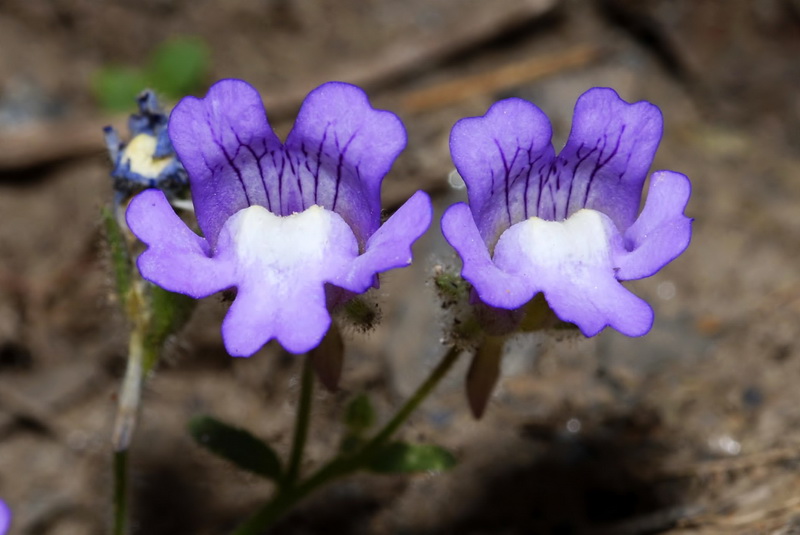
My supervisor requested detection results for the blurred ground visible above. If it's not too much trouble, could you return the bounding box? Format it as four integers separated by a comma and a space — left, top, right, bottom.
1, 0, 800, 534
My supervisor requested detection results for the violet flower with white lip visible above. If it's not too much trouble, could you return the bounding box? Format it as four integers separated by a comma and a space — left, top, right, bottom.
441, 88, 692, 337
126, 79, 432, 356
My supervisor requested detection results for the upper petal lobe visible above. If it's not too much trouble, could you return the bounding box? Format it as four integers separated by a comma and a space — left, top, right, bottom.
285, 82, 407, 246
558, 88, 663, 229
169, 79, 283, 247
450, 98, 555, 247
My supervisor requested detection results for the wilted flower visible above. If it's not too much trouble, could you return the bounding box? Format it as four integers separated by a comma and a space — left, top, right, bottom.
127, 80, 432, 356
104, 90, 187, 203
442, 88, 692, 337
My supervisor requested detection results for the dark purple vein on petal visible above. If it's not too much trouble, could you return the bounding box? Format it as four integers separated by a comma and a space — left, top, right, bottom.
216, 139, 251, 206
332, 132, 357, 211
313, 126, 329, 204
565, 142, 597, 218
582, 126, 624, 207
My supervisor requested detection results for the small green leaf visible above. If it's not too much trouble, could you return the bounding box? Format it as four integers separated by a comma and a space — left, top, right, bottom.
142, 285, 195, 372
344, 393, 375, 435
368, 442, 456, 474
101, 207, 133, 307
188, 415, 283, 480
92, 66, 149, 112
146, 37, 209, 98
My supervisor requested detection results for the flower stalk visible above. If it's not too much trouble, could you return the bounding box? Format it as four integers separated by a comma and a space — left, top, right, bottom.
282, 355, 315, 490
233, 345, 461, 535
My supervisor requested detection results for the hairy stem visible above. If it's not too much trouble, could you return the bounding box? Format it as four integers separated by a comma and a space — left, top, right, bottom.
111, 325, 145, 535
283, 356, 315, 489
232, 345, 462, 535
112, 449, 129, 535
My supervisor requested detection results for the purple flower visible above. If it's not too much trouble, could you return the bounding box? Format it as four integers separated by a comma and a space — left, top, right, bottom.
0, 499, 9, 535
441, 88, 692, 337
127, 80, 432, 356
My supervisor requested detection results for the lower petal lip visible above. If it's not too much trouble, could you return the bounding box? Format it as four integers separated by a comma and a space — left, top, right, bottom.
444, 205, 657, 337
127, 189, 433, 356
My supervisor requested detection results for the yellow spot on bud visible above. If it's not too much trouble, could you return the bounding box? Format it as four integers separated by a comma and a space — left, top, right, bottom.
122, 134, 172, 179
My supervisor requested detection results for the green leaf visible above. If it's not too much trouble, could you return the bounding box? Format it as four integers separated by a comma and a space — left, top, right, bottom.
146, 37, 209, 98
100, 207, 133, 308
368, 442, 456, 474
188, 415, 283, 480
92, 66, 149, 112
141, 285, 195, 372
344, 393, 375, 435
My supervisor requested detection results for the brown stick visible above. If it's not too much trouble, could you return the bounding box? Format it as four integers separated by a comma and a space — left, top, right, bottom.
0, 1, 559, 173
398, 45, 601, 113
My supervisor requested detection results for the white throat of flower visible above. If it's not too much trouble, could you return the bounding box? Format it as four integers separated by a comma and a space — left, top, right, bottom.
500, 209, 615, 274
225, 205, 341, 282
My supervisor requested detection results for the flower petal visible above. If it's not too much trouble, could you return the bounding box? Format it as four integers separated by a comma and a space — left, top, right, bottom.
221, 277, 333, 357
345, 190, 433, 291
448, 207, 654, 337
441, 202, 523, 307
169, 79, 283, 247
615, 170, 692, 280
557, 88, 663, 230
216, 205, 361, 356
126, 189, 235, 297
449, 98, 555, 247
285, 82, 407, 246
129, 192, 427, 356
0, 499, 10, 535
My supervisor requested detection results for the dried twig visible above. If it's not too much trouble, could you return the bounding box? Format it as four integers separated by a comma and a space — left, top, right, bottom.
261, 0, 561, 113
398, 45, 601, 113
0, 117, 114, 171
653, 445, 800, 481
0, 0, 558, 173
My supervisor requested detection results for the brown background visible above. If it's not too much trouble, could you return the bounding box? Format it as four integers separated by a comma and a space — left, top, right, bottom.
1, 0, 800, 533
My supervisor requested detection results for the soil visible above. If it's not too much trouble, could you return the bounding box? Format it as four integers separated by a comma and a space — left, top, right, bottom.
1, 0, 800, 534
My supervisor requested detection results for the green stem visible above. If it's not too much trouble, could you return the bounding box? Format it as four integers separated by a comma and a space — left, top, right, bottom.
111, 326, 145, 535
232, 345, 462, 535
112, 449, 129, 535
112, 328, 145, 451
283, 356, 314, 489
365, 345, 461, 451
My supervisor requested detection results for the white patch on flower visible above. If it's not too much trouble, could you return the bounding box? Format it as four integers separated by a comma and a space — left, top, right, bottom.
123, 133, 172, 178
225, 205, 351, 290
508, 209, 613, 273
